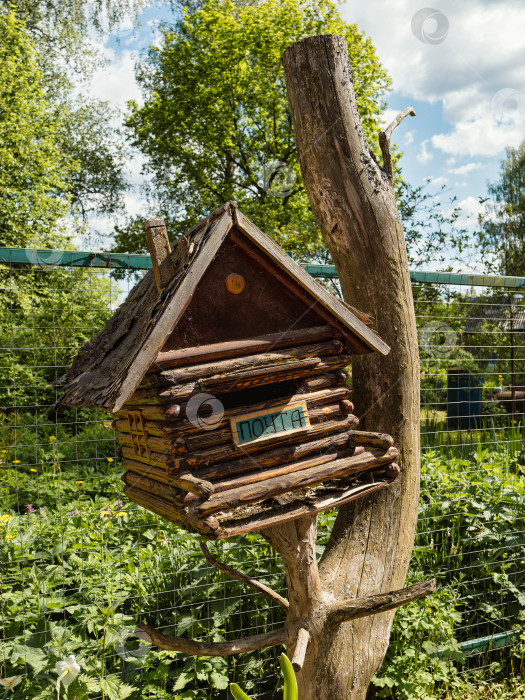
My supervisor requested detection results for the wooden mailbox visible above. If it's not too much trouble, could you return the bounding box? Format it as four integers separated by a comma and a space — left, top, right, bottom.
55, 202, 400, 539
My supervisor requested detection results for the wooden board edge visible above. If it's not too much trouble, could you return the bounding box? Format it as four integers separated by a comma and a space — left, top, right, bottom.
219, 479, 392, 538
112, 210, 234, 412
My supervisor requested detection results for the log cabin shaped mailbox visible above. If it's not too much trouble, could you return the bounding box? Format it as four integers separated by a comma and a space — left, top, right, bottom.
56, 202, 400, 539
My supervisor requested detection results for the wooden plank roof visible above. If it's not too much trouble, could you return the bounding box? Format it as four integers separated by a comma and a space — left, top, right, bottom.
54, 202, 389, 413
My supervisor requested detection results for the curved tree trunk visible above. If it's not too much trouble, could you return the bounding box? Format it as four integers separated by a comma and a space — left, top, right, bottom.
282, 35, 421, 698
135, 34, 424, 700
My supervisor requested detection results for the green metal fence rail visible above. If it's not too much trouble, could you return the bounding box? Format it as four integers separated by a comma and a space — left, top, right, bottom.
0, 247, 153, 270
3, 247, 525, 290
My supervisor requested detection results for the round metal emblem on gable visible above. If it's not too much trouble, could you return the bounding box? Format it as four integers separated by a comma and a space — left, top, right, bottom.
225, 273, 245, 294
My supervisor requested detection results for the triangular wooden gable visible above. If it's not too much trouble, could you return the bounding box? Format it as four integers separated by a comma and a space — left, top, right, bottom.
55, 202, 389, 413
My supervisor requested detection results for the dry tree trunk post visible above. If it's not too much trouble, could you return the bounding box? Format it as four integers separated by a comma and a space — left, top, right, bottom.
281, 35, 421, 696
134, 33, 427, 700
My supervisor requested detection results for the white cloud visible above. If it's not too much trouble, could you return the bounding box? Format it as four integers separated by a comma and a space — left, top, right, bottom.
431, 113, 524, 157
344, 0, 525, 157
449, 162, 484, 175
379, 107, 401, 127
84, 45, 148, 231
450, 195, 487, 229
417, 139, 434, 163
89, 48, 142, 110
428, 175, 447, 187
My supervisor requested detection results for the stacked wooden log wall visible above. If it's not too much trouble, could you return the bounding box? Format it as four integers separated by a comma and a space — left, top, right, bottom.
115, 325, 399, 539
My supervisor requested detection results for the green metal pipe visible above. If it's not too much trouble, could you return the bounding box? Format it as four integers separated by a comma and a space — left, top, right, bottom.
2, 247, 525, 288
437, 628, 523, 658
0, 247, 152, 270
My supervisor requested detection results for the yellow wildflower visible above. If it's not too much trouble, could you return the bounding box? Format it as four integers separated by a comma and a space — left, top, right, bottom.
76, 480, 85, 484
5, 533, 15, 540
49, 435, 56, 440
0, 449, 6, 453
107, 457, 114, 463
13, 460, 20, 464
0, 514, 11, 523
116, 511, 126, 517
30, 469, 37, 473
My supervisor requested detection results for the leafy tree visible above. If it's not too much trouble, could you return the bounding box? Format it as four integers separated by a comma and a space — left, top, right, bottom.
0, 8, 73, 248
121, 0, 391, 260
478, 142, 525, 276
0, 9, 118, 410
4, 0, 148, 81
0, 0, 148, 238
62, 99, 127, 222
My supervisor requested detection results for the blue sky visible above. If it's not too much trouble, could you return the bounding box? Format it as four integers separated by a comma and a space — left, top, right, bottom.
88, 0, 525, 271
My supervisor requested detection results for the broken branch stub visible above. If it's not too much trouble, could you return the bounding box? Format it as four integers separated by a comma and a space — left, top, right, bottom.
145, 218, 177, 293
379, 106, 416, 178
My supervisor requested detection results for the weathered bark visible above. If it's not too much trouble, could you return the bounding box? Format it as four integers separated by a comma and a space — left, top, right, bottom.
282, 35, 420, 697
189, 447, 397, 517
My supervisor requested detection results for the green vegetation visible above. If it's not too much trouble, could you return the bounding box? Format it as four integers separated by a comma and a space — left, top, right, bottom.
230, 653, 298, 700
0, 266, 115, 410
478, 142, 525, 277
371, 444, 525, 698
121, 0, 390, 260
0, 258, 523, 700
0, 0, 138, 250
1, 1, 524, 697
1, 407, 524, 698
0, 8, 73, 249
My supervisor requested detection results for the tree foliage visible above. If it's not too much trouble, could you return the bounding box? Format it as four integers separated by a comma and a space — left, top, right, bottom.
0, 8, 73, 248
0, 8, 122, 409
3, 0, 148, 81
399, 180, 472, 270
121, 0, 391, 260
478, 142, 525, 276
62, 100, 128, 222
0, 0, 145, 240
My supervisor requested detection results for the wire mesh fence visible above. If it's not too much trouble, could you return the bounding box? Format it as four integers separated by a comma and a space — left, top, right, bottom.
0, 250, 523, 698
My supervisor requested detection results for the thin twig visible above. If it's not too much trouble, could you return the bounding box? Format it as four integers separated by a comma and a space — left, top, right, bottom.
200, 542, 289, 610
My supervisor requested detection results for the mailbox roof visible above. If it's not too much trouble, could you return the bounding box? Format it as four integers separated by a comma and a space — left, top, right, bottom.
54, 202, 389, 412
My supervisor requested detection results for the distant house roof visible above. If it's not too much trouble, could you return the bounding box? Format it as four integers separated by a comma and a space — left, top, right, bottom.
463, 295, 525, 333
54, 202, 389, 413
